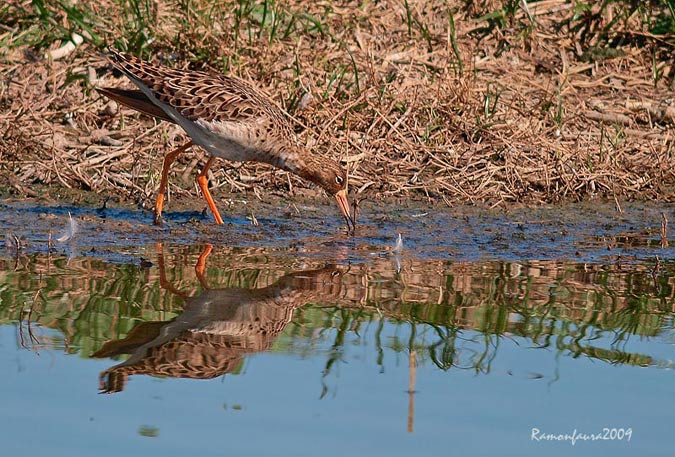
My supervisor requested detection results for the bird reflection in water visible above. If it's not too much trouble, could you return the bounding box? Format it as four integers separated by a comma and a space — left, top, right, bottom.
93, 245, 342, 393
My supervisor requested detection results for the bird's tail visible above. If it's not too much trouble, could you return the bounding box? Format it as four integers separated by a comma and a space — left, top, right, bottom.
97, 86, 175, 123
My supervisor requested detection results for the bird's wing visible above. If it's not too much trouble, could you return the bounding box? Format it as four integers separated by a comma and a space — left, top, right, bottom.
106, 48, 279, 125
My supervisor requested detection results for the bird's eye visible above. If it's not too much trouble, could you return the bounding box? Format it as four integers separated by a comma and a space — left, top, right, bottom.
335, 176, 343, 184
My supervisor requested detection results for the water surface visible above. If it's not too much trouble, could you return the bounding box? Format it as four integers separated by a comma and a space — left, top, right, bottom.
1, 199, 674, 456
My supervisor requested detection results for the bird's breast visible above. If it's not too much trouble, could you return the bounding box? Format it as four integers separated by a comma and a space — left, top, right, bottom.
193, 118, 259, 162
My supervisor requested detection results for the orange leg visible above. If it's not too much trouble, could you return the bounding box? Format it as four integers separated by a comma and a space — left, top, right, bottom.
154, 141, 193, 225
195, 244, 214, 289
155, 242, 188, 299
196, 156, 224, 225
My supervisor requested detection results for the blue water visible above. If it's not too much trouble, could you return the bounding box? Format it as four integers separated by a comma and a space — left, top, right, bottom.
1, 200, 674, 455
0, 323, 669, 456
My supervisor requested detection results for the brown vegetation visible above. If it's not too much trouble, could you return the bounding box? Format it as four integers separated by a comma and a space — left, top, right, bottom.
1, 0, 674, 209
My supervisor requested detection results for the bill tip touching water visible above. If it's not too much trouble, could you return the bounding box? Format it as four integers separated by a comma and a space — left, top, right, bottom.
98, 48, 354, 229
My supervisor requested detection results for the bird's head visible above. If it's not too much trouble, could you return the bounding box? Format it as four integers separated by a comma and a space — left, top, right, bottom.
299, 156, 353, 229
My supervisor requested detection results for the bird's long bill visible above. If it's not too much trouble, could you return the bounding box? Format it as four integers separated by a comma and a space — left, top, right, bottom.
335, 189, 353, 230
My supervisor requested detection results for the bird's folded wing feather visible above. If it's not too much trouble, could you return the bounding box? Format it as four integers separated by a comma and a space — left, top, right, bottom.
106, 48, 278, 126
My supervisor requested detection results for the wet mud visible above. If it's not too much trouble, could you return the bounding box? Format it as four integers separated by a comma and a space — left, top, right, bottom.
1, 196, 673, 265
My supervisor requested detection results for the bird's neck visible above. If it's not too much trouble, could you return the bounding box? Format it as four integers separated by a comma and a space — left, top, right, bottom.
274, 144, 307, 176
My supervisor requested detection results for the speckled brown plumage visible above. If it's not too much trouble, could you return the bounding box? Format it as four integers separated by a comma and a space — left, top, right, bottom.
99, 49, 353, 227
94, 265, 342, 393
108, 49, 281, 126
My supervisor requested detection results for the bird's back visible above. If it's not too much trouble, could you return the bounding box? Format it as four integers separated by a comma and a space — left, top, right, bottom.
106, 49, 297, 166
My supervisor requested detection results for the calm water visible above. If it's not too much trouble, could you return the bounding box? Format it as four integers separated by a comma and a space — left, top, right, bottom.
1, 200, 674, 456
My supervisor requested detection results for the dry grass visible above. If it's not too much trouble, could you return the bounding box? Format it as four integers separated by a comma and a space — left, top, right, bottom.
1, 0, 674, 209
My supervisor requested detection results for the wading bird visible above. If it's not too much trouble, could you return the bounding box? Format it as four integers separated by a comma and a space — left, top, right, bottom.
98, 49, 353, 228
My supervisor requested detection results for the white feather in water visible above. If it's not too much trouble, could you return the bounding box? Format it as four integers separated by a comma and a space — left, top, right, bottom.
56, 212, 78, 242
391, 233, 403, 273
392, 233, 403, 253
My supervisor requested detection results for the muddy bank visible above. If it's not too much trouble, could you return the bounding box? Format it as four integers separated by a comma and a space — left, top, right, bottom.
2, 2, 675, 207
1, 196, 673, 267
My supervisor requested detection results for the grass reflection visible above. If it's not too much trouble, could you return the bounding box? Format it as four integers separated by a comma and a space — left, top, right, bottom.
0, 243, 674, 391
